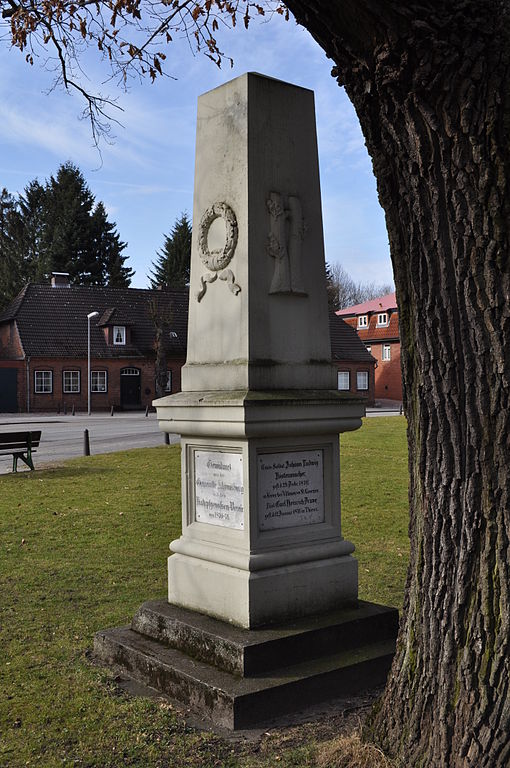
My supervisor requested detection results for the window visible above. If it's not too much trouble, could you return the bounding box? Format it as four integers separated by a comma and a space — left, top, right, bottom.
165, 370, 172, 393
113, 325, 126, 345
357, 371, 369, 391
63, 370, 80, 393
337, 371, 350, 391
365, 345, 372, 354
358, 315, 368, 328
35, 370, 52, 393
382, 344, 391, 361
91, 371, 107, 392
377, 312, 389, 327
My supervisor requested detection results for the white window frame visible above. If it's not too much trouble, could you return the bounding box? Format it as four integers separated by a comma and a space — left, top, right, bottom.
357, 371, 369, 391
377, 312, 389, 327
382, 344, 391, 361
365, 345, 372, 354
34, 370, 52, 394
113, 325, 126, 345
358, 315, 368, 328
91, 370, 107, 393
165, 370, 172, 393
337, 371, 350, 391
63, 370, 80, 393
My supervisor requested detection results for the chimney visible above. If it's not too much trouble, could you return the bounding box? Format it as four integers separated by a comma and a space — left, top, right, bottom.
51, 272, 70, 288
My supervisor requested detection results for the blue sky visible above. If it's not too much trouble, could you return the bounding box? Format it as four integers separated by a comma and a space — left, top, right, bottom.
0, 12, 392, 289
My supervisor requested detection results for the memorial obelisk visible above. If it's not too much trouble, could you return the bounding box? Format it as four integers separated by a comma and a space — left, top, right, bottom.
155, 73, 362, 628
94, 74, 398, 729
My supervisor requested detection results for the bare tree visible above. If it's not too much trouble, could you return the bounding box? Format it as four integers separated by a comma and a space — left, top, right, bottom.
326, 262, 393, 311
148, 295, 173, 398
1, 0, 287, 144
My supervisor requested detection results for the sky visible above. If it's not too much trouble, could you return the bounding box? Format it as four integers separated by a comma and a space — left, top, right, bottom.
0, 10, 392, 289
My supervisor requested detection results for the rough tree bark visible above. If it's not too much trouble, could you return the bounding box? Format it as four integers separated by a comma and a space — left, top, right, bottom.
284, 1, 510, 766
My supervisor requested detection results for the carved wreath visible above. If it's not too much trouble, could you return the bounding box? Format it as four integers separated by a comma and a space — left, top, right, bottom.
196, 202, 241, 302
198, 202, 238, 270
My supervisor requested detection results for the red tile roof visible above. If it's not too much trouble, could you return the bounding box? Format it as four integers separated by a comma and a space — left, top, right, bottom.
0, 284, 189, 359
0, 285, 375, 366
336, 291, 397, 317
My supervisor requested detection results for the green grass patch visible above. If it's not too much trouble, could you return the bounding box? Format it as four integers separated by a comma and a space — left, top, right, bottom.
1, 418, 408, 767
341, 417, 409, 608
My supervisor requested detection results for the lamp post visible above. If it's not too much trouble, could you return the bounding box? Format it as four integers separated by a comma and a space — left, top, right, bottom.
87, 311, 99, 416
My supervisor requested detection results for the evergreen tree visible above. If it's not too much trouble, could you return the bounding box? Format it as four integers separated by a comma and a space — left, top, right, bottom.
18, 179, 48, 284
90, 202, 133, 287
42, 162, 97, 283
0, 163, 133, 306
0, 189, 23, 309
149, 213, 191, 289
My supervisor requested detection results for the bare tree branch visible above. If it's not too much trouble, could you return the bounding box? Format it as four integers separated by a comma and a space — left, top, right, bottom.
0, 0, 286, 144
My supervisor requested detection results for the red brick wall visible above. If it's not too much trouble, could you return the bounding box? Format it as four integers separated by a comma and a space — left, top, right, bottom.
335, 361, 375, 406
368, 342, 402, 400
343, 314, 403, 401
20, 357, 185, 413
0, 321, 24, 358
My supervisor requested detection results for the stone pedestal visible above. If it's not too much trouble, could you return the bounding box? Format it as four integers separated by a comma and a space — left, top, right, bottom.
156, 390, 362, 627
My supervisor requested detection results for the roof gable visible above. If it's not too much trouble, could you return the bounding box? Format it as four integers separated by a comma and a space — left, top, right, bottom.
329, 313, 375, 363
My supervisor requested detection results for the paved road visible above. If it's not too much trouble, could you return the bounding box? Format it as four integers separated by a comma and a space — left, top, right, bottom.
0, 400, 403, 475
0, 412, 179, 474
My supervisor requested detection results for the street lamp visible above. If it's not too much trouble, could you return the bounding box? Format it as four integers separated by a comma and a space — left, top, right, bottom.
87, 311, 99, 415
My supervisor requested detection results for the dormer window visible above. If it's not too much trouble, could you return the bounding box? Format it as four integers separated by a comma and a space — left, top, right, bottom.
358, 315, 368, 328
377, 312, 389, 327
113, 325, 126, 345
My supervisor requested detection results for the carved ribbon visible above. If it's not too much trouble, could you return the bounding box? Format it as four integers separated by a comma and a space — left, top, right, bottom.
219, 269, 241, 296
196, 272, 217, 303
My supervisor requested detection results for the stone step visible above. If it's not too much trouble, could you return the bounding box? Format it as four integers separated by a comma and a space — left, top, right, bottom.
131, 599, 399, 676
94, 623, 396, 729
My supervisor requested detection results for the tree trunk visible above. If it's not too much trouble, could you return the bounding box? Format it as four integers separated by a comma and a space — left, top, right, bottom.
284, 1, 510, 765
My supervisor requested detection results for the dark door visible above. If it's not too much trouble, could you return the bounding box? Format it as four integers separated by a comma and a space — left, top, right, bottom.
120, 367, 141, 409
0, 368, 18, 412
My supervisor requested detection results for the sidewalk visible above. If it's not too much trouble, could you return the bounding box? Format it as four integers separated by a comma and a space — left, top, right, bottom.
0, 411, 177, 474
0, 410, 158, 425
365, 398, 404, 417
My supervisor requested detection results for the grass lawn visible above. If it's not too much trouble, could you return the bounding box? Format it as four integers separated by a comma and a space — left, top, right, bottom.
0, 417, 408, 768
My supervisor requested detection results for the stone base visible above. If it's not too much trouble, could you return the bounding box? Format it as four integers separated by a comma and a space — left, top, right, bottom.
168, 552, 358, 628
93, 599, 398, 730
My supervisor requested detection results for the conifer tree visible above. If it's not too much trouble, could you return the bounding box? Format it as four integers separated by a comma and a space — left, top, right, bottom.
149, 213, 191, 289
0, 189, 23, 309
0, 163, 133, 306
90, 202, 133, 287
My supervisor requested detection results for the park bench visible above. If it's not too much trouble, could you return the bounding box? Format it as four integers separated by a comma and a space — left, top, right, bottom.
0, 430, 42, 472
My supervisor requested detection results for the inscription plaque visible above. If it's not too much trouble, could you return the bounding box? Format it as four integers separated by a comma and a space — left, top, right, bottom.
258, 449, 324, 531
194, 450, 244, 529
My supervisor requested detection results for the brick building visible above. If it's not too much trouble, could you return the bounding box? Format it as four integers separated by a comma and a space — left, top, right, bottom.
329, 312, 376, 404
0, 277, 376, 412
336, 292, 402, 401
0, 278, 188, 413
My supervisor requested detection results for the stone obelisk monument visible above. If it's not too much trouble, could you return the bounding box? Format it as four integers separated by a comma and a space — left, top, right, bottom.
94, 73, 398, 729
157, 72, 361, 628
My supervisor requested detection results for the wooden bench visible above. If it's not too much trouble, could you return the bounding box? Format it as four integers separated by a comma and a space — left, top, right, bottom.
0, 430, 42, 472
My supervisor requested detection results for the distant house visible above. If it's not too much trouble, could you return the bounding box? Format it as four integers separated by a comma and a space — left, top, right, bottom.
336, 292, 402, 401
0, 276, 375, 412
329, 313, 376, 405
0, 276, 188, 413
